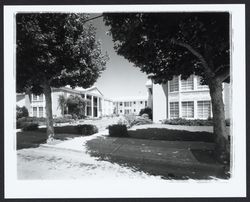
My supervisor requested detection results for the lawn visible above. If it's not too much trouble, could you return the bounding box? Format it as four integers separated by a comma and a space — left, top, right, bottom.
128, 128, 215, 142
16, 131, 82, 150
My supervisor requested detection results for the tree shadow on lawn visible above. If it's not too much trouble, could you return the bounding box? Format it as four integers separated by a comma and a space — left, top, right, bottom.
128, 128, 215, 142
86, 128, 230, 180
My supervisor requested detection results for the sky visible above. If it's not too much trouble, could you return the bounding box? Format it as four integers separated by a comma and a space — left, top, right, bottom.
90, 15, 149, 100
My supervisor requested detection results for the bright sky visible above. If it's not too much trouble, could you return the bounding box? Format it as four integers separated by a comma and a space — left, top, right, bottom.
91, 15, 148, 100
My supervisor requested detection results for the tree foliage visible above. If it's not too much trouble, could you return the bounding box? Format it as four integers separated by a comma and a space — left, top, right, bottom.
17, 13, 108, 94
104, 13, 229, 84
16, 13, 108, 140
104, 12, 230, 160
66, 95, 88, 119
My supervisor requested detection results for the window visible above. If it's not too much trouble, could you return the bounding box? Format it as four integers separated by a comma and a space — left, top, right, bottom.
133, 101, 136, 104
120, 102, 123, 106
197, 101, 211, 119
145, 101, 147, 107
197, 77, 209, 90
134, 109, 136, 112
181, 101, 194, 118
125, 109, 130, 114
124, 102, 130, 107
120, 110, 122, 113
181, 76, 194, 91
33, 107, 37, 117
169, 76, 179, 92
39, 107, 43, 117
140, 101, 143, 104
170, 102, 179, 118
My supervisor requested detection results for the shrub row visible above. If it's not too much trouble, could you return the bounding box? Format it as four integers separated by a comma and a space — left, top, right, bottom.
38, 124, 98, 135
22, 123, 39, 131
16, 116, 76, 129
162, 118, 231, 126
162, 118, 213, 126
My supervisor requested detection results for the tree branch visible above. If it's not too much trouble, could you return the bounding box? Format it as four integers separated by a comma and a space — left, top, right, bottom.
218, 70, 230, 83
83, 15, 103, 23
171, 39, 215, 78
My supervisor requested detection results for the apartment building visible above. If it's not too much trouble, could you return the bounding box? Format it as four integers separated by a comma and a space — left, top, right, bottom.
113, 97, 148, 115
16, 86, 114, 118
146, 75, 230, 122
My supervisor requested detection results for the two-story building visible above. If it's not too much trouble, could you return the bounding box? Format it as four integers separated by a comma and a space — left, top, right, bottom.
16, 86, 114, 118
113, 97, 148, 115
146, 75, 230, 122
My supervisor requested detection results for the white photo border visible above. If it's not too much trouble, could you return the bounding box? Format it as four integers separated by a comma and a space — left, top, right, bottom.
4, 4, 246, 198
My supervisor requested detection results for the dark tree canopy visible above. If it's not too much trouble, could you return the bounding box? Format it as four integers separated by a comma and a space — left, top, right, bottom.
104, 12, 231, 160
104, 12, 229, 84
17, 13, 108, 94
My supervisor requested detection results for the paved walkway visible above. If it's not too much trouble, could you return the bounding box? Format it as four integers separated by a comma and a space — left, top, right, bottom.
17, 130, 162, 180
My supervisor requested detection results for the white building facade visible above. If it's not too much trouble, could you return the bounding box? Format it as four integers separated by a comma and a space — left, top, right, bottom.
146, 75, 230, 123
17, 86, 114, 118
113, 97, 148, 115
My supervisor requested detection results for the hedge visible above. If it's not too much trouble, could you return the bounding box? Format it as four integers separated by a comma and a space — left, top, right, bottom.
22, 123, 39, 131
162, 118, 231, 126
38, 124, 98, 136
162, 118, 213, 126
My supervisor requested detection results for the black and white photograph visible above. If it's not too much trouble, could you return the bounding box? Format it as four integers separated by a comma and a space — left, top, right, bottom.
3, 4, 246, 198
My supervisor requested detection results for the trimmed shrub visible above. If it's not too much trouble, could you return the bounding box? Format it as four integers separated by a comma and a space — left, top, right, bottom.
16, 106, 29, 119
16, 117, 46, 129
162, 118, 213, 126
77, 124, 98, 135
131, 116, 153, 127
141, 113, 149, 119
64, 114, 73, 119
108, 124, 128, 137
22, 123, 39, 131
139, 107, 152, 120
53, 117, 74, 124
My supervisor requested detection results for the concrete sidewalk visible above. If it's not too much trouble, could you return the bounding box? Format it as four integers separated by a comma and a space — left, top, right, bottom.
86, 136, 227, 179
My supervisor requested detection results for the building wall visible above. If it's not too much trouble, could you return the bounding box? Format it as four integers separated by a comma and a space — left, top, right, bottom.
114, 99, 148, 115
151, 75, 231, 122
23, 87, 114, 118
152, 83, 168, 122
102, 99, 114, 116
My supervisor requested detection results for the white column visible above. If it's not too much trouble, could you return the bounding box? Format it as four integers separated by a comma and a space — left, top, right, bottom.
194, 100, 197, 119
84, 93, 87, 116
178, 76, 182, 118
97, 97, 100, 117
193, 75, 198, 90
91, 95, 94, 117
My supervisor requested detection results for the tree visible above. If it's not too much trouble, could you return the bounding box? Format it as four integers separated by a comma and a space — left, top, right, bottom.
17, 13, 108, 142
104, 13, 230, 161
66, 95, 88, 119
58, 94, 68, 116
16, 106, 29, 119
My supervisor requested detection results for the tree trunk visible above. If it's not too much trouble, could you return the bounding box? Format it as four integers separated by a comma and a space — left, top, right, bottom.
43, 82, 55, 142
208, 79, 229, 163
